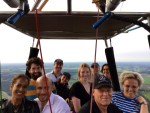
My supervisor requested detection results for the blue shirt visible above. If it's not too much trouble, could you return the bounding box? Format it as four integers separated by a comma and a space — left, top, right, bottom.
112, 92, 140, 113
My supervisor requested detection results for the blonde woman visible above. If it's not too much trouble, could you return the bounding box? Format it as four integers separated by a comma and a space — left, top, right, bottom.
69, 63, 92, 113
112, 71, 149, 113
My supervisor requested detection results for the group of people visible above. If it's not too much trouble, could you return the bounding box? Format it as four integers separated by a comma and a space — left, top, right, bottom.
1, 57, 149, 113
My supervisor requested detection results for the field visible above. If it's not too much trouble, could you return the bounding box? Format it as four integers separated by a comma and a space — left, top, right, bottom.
1, 62, 150, 109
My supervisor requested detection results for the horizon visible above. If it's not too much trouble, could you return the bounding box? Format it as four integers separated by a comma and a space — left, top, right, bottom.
1, 61, 150, 64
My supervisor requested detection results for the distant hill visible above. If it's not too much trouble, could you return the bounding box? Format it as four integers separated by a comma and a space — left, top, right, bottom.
1, 62, 150, 95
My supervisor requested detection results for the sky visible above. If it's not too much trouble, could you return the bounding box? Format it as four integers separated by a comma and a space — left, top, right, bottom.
0, 0, 150, 63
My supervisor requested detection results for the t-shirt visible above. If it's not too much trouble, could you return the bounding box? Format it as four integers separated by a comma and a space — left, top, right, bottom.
69, 81, 91, 106
25, 79, 37, 100
112, 92, 140, 113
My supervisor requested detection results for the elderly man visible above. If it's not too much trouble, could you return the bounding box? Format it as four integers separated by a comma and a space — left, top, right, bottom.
34, 76, 70, 113
78, 76, 122, 113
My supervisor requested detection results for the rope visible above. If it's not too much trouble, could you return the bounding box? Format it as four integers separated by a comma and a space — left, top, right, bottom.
90, 8, 100, 113
34, 9, 53, 113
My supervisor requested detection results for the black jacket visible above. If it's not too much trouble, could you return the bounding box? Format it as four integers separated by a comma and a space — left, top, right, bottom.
1, 98, 40, 113
78, 100, 122, 113
55, 80, 70, 100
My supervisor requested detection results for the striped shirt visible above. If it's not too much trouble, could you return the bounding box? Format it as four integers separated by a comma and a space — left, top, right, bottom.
112, 92, 140, 113
25, 79, 37, 100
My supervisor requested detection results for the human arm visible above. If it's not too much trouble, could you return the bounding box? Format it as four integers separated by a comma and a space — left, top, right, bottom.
72, 96, 81, 113
136, 96, 149, 113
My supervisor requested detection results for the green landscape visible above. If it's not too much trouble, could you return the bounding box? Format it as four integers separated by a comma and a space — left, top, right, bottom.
1, 62, 150, 109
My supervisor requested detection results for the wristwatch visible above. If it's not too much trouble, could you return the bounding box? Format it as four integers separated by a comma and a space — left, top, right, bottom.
140, 101, 148, 105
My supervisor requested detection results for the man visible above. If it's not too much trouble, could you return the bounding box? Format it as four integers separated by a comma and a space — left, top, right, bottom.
25, 57, 43, 100
78, 76, 122, 113
34, 76, 70, 113
46, 59, 63, 82
91, 62, 101, 78
46, 59, 63, 93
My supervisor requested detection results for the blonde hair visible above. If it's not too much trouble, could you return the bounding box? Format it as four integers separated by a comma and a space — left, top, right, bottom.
78, 63, 91, 80
119, 71, 144, 87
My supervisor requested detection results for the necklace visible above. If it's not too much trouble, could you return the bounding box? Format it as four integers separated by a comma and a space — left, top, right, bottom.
13, 105, 21, 113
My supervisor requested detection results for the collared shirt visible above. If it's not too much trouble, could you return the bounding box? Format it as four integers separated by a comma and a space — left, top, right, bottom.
34, 93, 70, 113
46, 71, 62, 82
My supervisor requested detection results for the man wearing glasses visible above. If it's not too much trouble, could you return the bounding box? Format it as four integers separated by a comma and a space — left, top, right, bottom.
78, 76, 122, 113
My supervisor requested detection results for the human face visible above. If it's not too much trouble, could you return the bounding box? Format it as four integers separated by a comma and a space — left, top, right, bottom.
102, 66, 111, 79
29, 63, 42, 80
79, 67, 91, 82
36, 79, 52, 104
60, 75, 69, 84
54, 63, 63, 74
93, 88, 113, 106
123, 79, 139, 99
91, 66, 100, 77
10, 78, 28, 100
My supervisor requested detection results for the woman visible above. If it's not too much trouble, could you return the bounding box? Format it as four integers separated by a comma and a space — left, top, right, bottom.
69, 63, 92, 113
112, 71, 149, 113
2, 74, 40, 113
101, 63, 111, 79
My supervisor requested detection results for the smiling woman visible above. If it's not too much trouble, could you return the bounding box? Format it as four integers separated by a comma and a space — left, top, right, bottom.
1, 74, 40, 113
112, 71, 149, 113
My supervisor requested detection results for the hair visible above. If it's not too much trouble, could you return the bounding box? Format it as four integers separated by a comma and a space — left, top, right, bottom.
11, 74, 30, 86
78, 63, 91, 80
101, 63, 109, 73
26, 57, 43, 70
54, 59, 63, 65
119, 71, 144, 87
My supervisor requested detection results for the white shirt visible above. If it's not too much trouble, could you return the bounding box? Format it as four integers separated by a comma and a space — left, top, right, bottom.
46, 71, 62, 82
34, 93, 70, 113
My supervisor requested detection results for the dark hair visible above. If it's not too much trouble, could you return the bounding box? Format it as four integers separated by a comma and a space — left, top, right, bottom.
11, 74, 30, 86
91, 62, 100, 68
26, 57, 43, 70
63, 72, 71, 80
101, 63, 108, 73
54, 59, 63, 65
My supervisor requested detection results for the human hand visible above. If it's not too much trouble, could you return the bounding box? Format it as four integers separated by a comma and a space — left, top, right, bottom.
136, 96, 148, 105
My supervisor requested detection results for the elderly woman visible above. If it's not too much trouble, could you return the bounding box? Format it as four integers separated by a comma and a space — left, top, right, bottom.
112, 71, 149, 113
2, 74, 40, 113
69, 63, 92, 113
